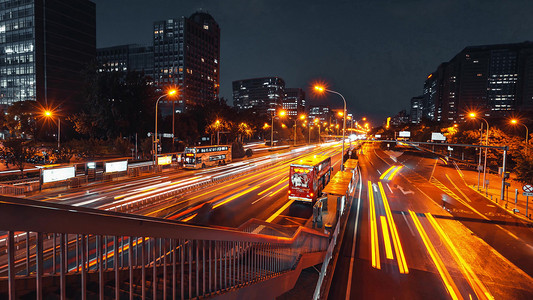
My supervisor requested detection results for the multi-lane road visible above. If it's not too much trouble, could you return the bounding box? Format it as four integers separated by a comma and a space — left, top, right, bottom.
329, 142, 533, 299
2, 140, 532, 299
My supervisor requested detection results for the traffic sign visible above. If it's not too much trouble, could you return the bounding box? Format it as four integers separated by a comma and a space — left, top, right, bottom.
522, 184, 533, 193
523, 192, 533, 197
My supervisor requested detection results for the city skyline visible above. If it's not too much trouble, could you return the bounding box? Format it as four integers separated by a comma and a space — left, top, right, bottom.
93, 0, 533, 121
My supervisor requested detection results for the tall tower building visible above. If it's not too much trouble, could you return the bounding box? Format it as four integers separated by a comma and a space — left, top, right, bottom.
153, 12, 220, 111
232, 77, 285, 116
0, 0, 96, 109
283, 88, 305, 116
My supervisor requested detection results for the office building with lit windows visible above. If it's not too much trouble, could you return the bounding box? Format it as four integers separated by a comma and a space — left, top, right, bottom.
97, 44, 154, 80
308, 105, 331, 122
283, 88, 305, 117
0, 0, 96, 109
422, 41, 533, 122
153, 12, 220, 112
232, 77, 285, 116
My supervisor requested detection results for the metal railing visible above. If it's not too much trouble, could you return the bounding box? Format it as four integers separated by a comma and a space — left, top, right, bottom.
0, 196, 329, 299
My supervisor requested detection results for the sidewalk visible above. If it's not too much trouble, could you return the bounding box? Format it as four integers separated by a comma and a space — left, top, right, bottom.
458, 166, 533, 221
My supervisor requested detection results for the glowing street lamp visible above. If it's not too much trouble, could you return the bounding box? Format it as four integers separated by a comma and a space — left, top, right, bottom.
292, 114, 306, 146
510, 119, 529, 155
469, 112, 489, 191
314, 84, 348, 169
43, 110, 60, 149
154, 89, 178, 165
270, 110, 286, 149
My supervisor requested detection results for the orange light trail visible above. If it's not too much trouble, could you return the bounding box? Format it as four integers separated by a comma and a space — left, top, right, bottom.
378, 182, 408, 274
380, 216, 394, 259
426, 213, 493, 300
368, 181, 380, 269
379, 166, 395, 180
388, 166, 403, 180
409, 210, 460, 300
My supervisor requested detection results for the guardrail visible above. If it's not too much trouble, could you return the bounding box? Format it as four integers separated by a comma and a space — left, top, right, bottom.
313, 166, 360, 299
0, 196, 329, 299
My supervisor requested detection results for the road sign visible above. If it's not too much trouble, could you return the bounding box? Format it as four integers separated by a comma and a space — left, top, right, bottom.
523, 192, 533, 197
504, 182, 511, 187
522, 184, 533, 193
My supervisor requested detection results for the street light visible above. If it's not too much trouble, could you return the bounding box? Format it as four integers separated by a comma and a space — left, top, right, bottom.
293, 114, 306, 146
43, 110, 60, 149
270, 110, 286, 149
510, 119, 529, 155
314, 84, 347, 170
215, 119, 221, 145
154, 89, 177, 165
469, 112, 489, 190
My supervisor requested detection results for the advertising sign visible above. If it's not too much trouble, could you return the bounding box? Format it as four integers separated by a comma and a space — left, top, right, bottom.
398, 131, 411, 138
105, 160, 128, 173
431, 132, 446, 141
157, 156, 172, 166
42, 167, 76, 183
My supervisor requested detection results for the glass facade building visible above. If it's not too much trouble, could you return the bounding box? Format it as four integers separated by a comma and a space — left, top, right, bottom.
283, 88, 305, 116
232, 77, 285, 116
0, 0, 95, 109
153, 12, 220, 111
97, 44, 154, 80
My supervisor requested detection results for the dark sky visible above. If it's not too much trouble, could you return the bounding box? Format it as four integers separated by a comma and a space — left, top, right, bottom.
94, 0, 533, 123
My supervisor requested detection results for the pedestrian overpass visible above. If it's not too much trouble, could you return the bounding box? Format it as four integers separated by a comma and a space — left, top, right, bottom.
0, 160, 359, 299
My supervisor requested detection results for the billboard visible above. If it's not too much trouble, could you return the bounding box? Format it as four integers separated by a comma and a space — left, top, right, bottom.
398, 131, 411, 138
431, 132, 446, 141
42, 167, 76, 183
157, 155, 172, 166
105, 160, 128, 173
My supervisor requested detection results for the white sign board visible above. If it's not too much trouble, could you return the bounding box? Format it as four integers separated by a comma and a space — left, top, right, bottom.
431, 132, 446, 141
42, 167, 76, 183
375, 134, 381, 138
398, 131, 410, 138
157, 156, 172, 166
105, 160, 128, 173
523, 192, 533, 197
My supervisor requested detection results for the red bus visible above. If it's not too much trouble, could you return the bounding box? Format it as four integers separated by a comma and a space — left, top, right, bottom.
288, 155, 332, 203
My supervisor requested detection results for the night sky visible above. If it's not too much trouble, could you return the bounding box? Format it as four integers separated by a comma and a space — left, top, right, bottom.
94, 0, 533, 123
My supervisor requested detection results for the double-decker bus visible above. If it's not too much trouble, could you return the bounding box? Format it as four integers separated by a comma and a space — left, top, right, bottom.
288, 154, 332, 203
183, 145, 232, 169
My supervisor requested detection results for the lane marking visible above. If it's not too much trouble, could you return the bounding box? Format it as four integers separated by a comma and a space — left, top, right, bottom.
409, 210, 461, 300
379, 166, 395, 180
378, 182, 408, 274
345, 171, 362, 300
269, 183, 289, 197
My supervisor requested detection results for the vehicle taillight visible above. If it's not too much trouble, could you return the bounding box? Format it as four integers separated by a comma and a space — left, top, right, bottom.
310, 193, 314, 197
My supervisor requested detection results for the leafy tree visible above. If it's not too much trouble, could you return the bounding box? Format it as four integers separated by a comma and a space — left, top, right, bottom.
3, 100, 37, 138
514, 153, 533, 184
1, 138, 36, 177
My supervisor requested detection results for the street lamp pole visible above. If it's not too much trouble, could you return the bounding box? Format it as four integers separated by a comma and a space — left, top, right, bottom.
154, 94, 168, 165
57, 117, 60, 149
270, 112, 274, 149
479, 117, 489, 190
324, 88, 347, 171
512, 120, 529, 155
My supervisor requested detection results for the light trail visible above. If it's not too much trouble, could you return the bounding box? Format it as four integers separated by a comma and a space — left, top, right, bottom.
378, 182, 408, 274
409, 210, 461, 300
388, 166, 403, 180
212, 185, 261, 209
380, 216, 394, 259
368, 181, 380, 269
379, 166, 395, 180
426, 213, 494, 300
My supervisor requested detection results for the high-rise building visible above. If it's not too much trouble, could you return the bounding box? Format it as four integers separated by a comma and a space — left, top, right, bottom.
153, 12, 220, 111
283, 88, 305, 116
97, 44, 154, 80
308, 105, 331, 122
232, 77, 285, 116
410, 96, 424, 124
0, 0, 96, 109
424, 42, 533, 122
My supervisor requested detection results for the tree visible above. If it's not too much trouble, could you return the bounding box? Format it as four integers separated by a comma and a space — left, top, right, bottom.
3, 100, 37, 138
514, 153, 533, 184
1, 138, 36, 178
